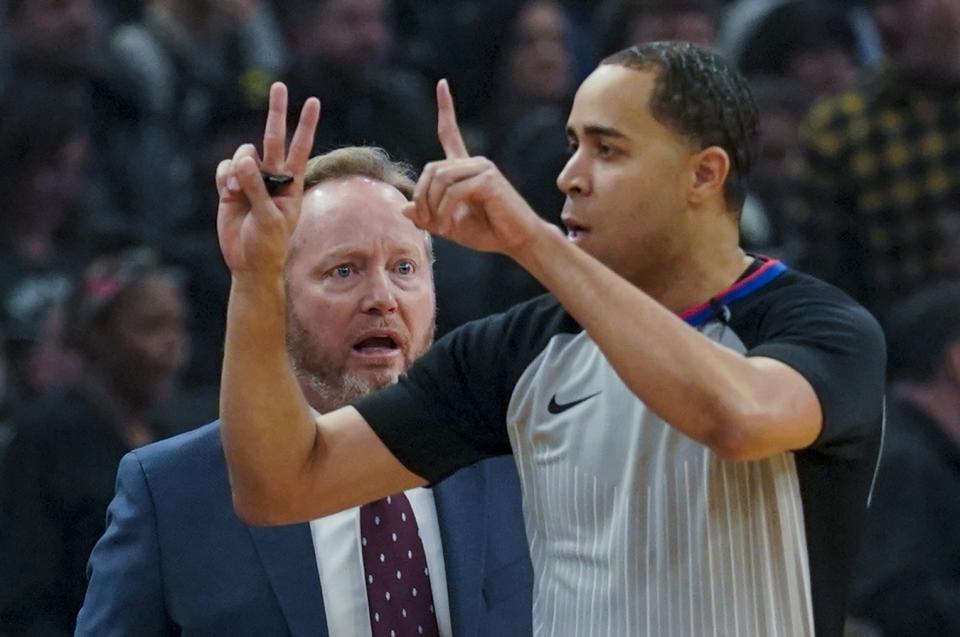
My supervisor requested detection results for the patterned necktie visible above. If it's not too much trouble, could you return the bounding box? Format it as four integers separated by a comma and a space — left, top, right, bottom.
359, 493, 440, 637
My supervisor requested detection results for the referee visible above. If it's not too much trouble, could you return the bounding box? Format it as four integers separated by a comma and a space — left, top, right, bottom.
217, 42, 884, 637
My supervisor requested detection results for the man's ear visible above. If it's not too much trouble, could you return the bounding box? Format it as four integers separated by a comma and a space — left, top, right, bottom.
688, 146, 730, 207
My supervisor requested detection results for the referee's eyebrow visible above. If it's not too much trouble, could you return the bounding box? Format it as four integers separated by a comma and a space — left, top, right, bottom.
567, 124, 629, 140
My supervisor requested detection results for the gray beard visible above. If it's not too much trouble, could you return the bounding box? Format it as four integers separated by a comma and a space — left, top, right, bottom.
284, 277, 437, 413
293, 360, 399, 411
285, 310, 433, 412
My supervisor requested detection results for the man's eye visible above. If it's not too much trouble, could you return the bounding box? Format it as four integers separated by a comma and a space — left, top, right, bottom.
567, 141, 579, 154
396, 261, 415, 275
334, 265, 354, 278
598, 143, 614, 157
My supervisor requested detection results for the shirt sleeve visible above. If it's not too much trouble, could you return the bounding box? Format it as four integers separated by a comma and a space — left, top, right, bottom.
745, 285, 887, 455
355, 295, 570, 484
355, 311, 518, 484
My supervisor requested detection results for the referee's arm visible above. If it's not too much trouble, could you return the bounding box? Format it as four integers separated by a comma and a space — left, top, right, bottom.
517, 231, 823, 462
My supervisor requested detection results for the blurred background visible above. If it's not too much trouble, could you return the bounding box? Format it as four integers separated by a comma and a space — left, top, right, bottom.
0, 1, 958, 635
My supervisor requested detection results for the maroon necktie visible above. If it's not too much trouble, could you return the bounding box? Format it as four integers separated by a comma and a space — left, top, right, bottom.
359, 493, 440, 637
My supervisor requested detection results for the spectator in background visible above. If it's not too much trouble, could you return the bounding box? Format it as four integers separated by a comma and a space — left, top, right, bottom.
789, 0, 960, 312
105, 0, 287, 245
0, 79, 94, 411
3, 295, 83, 416
488, 0, 574, 222
739, 75, 812, 258
2, 0, 137, 242
737, 0, 859, 98
0, 247, 189, 637
598, 0, 722, 53
280, 0, 439, 169
435, 0, 575, 335
4, 0, 100, 79
391, 1, 596, 133
0, 79, 90, 296
850, 282, 960, 636
430, 0, 576, 336
95, 0, 287, 399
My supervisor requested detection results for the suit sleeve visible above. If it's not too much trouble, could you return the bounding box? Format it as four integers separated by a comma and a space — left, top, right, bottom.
75, 452, 176, 636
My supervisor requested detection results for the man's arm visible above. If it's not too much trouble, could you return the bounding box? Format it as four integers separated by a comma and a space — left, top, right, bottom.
75, 453, 176, 636
221, 276, 426, 524
216, 83, 425, 525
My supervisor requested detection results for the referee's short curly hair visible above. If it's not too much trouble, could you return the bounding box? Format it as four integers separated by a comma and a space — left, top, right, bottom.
602, 41, 759, 212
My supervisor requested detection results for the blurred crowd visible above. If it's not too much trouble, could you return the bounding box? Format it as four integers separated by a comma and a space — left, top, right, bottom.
0, 0, 958, 635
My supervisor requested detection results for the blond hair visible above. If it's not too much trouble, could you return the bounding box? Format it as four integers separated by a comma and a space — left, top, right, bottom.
303, 146, 416, 200
297, 146, 432, 263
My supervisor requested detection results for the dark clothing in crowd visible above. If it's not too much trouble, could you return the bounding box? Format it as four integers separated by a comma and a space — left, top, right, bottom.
791, 67, 960, 312
103, 6, 286, 245
286, 65, 440, 170
851, 400, 960, 636
0, 389, 174, 636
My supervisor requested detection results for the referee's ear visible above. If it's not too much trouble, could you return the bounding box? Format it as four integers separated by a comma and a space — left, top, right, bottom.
687, 145, 730, 209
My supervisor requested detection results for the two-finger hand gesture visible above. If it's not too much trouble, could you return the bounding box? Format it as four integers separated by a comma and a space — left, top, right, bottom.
404, 80, 548, 258
216, 82, 320, 278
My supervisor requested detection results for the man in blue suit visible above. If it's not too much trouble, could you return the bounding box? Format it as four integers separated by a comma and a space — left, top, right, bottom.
75, 144, 533, 636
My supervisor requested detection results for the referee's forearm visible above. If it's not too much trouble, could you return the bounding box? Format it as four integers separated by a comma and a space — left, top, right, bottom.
513, 229, 786, 458
220, 275, 318, 524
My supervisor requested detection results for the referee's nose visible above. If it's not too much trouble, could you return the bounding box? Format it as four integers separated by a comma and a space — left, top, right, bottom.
557, 150, 591, 197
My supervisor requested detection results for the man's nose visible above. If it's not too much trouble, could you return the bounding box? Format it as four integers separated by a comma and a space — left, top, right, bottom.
557, 152, 590, 196
361, 271, 399, 314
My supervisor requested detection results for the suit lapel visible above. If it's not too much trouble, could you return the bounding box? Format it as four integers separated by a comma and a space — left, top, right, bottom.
249, 523, 329, 637
433, 465, 484, 637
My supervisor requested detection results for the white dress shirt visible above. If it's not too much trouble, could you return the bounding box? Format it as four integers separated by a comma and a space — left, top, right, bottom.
309, 487, 453, 636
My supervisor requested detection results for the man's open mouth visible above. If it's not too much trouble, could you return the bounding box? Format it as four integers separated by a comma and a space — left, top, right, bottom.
352, 335, 401, 356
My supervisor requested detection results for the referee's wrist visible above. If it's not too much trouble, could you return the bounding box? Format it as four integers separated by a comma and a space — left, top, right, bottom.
509, 219, 567, 279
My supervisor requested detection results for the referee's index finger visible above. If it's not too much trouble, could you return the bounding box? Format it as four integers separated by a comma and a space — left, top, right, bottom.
437, 79, 468, 160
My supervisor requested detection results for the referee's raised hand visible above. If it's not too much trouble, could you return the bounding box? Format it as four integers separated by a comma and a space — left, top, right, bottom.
216, 82, 321, 278
405, 79, 552, 259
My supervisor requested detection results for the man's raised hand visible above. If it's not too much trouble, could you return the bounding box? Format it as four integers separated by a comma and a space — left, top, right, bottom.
216, 82, 320, 277
405, 79, 549, 258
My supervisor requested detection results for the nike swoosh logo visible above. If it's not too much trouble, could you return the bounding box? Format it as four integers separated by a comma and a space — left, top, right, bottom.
547, 392, 601, 414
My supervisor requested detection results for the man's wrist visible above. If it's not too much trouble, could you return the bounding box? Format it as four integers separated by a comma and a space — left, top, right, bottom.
231, 270, 286, 299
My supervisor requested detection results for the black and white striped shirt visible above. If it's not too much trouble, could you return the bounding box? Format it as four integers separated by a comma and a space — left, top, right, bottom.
357, 257, 885, 636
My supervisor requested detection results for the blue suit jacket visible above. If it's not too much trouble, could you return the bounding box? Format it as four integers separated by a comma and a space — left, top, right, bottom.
75, 422, 533, 636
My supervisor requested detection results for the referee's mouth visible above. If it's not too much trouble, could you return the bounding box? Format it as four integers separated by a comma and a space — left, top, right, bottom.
562, 218, 591, 244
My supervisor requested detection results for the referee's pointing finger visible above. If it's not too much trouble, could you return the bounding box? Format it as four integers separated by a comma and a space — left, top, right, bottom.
437, 79, 469, 160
